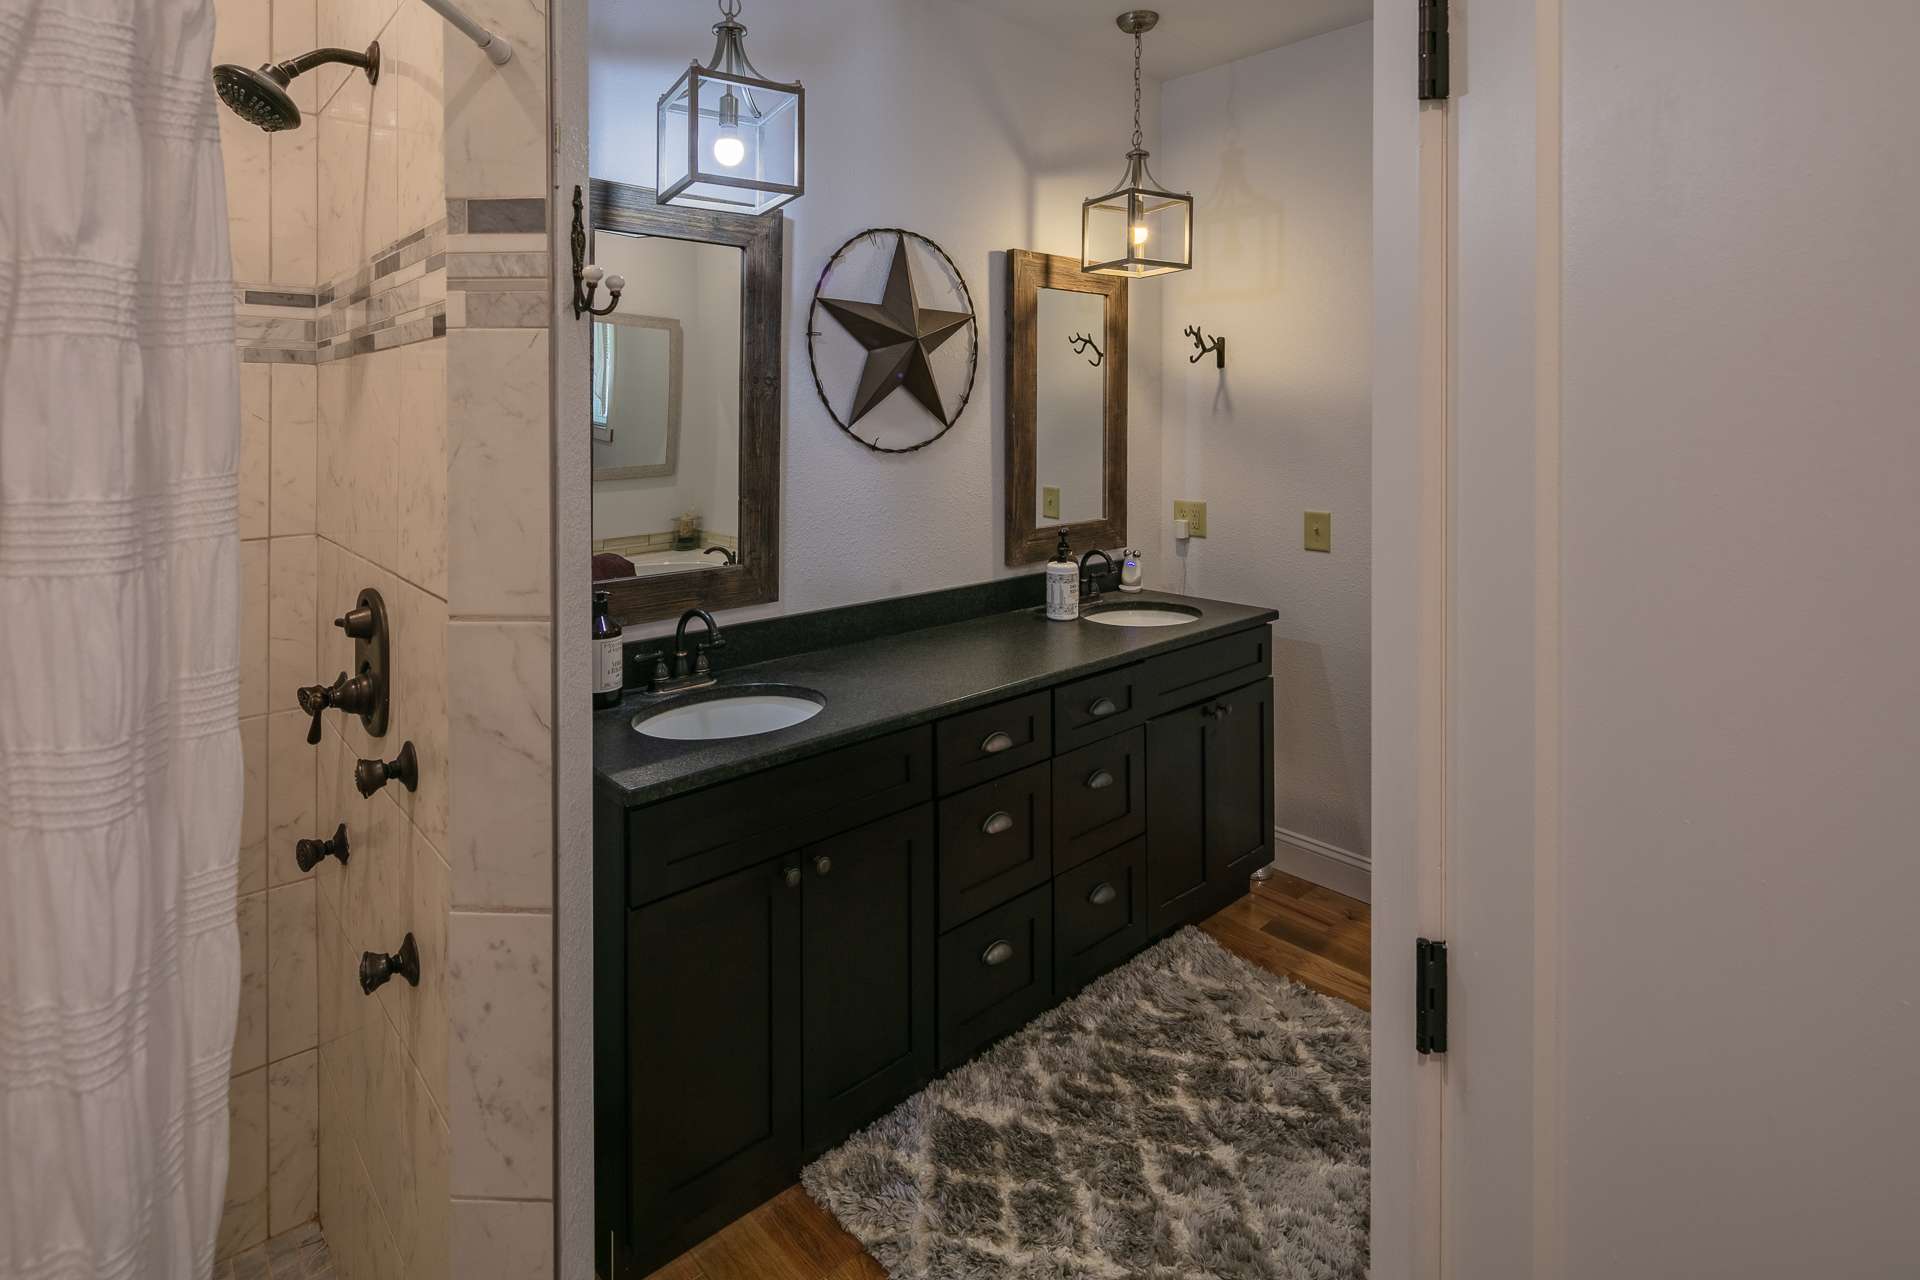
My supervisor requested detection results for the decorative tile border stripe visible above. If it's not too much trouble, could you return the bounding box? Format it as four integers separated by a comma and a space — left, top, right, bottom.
446, 196, 549, 236
234, 283, 324, 362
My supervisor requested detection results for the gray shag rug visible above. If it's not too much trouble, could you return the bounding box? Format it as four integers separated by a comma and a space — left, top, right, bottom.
802, 927, 1370, 1280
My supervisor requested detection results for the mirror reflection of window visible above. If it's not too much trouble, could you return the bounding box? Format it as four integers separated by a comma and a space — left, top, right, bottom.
591, 322, 616, 439
1034, 287, 1108, 526
590, 231, 745, 583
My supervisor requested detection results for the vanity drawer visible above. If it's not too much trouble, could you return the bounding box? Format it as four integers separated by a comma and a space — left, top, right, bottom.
1052, 662, 1149, 753
935, 690, 1052, 795
1144, 626, 1273, 716
937, 761, 1052, 928
938, 883, 1053, 1071
626, 726, 933, 907
1051, 725, 1147, 874
1054, 836, 1148, 998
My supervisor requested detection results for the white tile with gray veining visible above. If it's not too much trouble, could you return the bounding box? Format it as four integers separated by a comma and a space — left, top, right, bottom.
447, 910, 552, 1198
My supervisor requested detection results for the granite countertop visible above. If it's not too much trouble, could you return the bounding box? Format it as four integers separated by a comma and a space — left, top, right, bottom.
593, 590, 1277, 807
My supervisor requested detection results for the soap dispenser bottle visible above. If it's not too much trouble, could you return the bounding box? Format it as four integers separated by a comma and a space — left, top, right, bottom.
593, 590, 624, 709
1119, 549, 1144, 593
1046, 528, 1079, 621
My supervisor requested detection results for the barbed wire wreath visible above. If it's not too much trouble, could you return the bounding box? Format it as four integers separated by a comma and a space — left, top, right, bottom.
806, 228, 979, 454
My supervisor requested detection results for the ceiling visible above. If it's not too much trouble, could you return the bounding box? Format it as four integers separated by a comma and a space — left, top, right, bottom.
949, 0, 1373, 81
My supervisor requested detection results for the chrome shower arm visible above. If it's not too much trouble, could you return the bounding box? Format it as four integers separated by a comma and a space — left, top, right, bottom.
421, 0, 513, 65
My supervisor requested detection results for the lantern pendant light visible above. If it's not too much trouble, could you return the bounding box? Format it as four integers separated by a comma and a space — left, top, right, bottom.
656, 0, 804, 214
1082, 10, 1192, 277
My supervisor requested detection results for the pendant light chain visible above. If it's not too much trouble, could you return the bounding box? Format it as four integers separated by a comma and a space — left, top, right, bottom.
1131, 31, 1144, 152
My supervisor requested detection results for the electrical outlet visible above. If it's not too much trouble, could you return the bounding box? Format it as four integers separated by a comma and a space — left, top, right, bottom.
1304, 511, 1332, 552
1173, 500, 1208, 538
1042, 486, 1061, 520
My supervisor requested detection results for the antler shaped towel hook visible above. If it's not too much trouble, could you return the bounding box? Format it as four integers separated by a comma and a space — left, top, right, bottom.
1184, 324, 1226, 369
1068, 332, 1105, 367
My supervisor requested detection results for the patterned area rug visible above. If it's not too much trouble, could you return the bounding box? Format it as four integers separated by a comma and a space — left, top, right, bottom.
802, 927, 1370, 1279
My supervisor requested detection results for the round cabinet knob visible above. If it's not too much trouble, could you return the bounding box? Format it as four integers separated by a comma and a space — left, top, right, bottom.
1086, 769, 1115, 791
812, 854, 832, 877
979, 731, 1014, 755
359, 933, 420, 994
1088, 696, 1119, 718
294, 822, 351, 873
981, 940, 1016, 967
783, 865, 802, 890
1087, 882, 1118, 906
354, 741, 418, 797
981, 811, 1015, 837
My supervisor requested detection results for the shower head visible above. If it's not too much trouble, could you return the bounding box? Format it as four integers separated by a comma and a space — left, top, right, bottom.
212, 41, 380, 132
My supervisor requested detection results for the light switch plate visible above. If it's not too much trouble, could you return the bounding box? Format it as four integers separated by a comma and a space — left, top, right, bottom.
1173, 500, 1208, 538
1304, 511, 1332, 552
1042, 486, 1061, 520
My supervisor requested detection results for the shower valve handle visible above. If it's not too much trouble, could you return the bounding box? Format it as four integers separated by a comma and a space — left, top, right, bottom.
354, 741, 418, 797
298, 670, 381, 745
334, 604, 380, 640
359, 933, 420, 994
294, 822, 351, 873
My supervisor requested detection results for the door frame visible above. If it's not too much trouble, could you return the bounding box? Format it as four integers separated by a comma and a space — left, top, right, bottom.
1369, 0, 1450, 1275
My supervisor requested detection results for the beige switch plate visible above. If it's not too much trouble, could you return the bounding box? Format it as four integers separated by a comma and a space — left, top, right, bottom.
1304, 510, 1332, 552
1173, 500, 1209, 538
1042, 486, 1061, 520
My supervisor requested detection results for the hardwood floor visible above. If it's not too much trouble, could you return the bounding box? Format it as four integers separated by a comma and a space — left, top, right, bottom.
640, 871, 1372, 1280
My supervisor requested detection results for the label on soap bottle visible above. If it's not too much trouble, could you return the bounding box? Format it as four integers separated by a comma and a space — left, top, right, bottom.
595, 636, 624, 695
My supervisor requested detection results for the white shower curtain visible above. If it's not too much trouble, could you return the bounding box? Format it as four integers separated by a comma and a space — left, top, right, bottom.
1, 0, 242, 1275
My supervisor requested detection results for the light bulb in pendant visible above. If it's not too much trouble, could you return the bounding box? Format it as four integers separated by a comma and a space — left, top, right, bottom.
1131, 223, 1151, 247
713, 88, 746, 168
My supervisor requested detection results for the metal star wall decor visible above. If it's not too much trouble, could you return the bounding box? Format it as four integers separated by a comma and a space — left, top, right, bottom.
807, 228, 979, 453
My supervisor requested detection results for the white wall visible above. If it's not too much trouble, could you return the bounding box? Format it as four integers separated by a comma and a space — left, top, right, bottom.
588, 0, 1165, 621
1159, 22, 1373, 865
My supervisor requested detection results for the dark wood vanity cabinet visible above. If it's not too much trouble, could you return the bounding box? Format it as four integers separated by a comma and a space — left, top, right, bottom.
599, 623, 1275, 1277
1145, 678, 1276, 934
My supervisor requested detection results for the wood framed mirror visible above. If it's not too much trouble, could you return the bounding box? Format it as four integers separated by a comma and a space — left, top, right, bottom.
588, 178, 782, 622
1005, 250, 1128, 565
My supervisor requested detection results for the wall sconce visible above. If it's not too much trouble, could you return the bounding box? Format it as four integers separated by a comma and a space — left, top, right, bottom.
571, 186, 624, 319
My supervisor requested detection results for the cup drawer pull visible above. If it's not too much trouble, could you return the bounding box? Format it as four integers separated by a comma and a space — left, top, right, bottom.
981, 810, 1015, 836
1087, 696, 1119, 718
979, 730, 1015, 754
1085, 769, 1115, 790
981, 940, 1015, 966
1087, 882, 1118, 907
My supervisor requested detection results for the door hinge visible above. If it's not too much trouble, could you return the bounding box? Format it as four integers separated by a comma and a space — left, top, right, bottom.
1415, 937, 1448, 1053
1418, 0, 1450, 101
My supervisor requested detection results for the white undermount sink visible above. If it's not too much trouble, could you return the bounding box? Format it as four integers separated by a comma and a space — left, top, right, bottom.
633, 686, 825, 741
1082, 602, 1202, 627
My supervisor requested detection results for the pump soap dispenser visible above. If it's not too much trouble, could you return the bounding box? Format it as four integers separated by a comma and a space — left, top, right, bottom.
1046, 528, 1079, 621
1119, 549, 1144, 593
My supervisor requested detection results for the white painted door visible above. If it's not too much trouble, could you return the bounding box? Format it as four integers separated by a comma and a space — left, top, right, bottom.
1377, 2, 1920, 1276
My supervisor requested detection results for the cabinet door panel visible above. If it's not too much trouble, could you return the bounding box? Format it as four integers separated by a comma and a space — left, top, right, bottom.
627, 858, 800, 1268
802, 805, 936, 1155
1146, 703, 1211, 934
1205, 679, 1274, 888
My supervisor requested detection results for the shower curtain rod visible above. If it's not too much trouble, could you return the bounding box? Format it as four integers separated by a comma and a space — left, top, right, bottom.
422, 0, 513, 65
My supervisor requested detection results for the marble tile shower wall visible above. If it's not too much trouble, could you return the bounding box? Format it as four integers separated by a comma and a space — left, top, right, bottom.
219, 0, 325, 1260
304, 0, 558, 1275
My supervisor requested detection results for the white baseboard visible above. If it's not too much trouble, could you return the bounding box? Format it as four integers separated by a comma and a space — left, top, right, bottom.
1264, 826, 1372, 903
